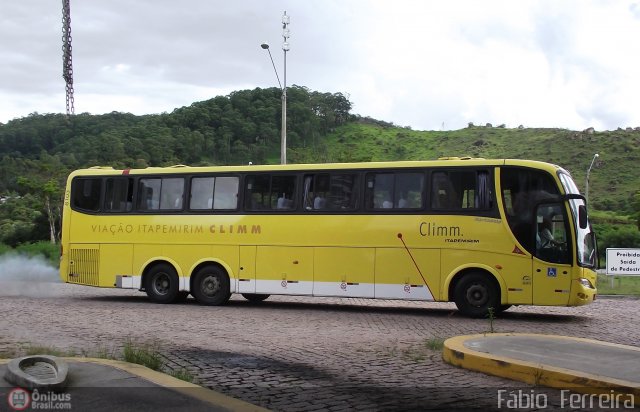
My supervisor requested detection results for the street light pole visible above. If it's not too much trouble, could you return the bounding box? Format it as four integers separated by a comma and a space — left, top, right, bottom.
281, 11, 290, 165
261, 11, 290, 165
586, 153, 599, 205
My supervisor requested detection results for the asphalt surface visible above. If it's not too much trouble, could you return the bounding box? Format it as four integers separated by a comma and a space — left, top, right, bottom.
1, 282, 638, 411
0, 358, 265, 412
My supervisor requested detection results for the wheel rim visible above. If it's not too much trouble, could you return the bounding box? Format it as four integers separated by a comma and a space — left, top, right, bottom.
152, 272, 171, 296
466, 283, 489, 307
200, 274, 221, 297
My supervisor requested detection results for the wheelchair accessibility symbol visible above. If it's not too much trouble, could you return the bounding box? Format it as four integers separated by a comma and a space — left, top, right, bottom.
547, 267, 557, 278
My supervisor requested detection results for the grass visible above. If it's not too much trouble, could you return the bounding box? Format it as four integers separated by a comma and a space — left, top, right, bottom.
486, 307, 496, 334
169, 368, 195, 383
24, 345, 76, 357
121, 339, 195, 383
377, 336, 446, 363
424, 337, 445, 351
122, 339, 163, 371
597, 274, 640, 295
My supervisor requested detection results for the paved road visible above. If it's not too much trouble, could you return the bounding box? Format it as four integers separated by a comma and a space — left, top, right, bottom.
0, 284, 638, 411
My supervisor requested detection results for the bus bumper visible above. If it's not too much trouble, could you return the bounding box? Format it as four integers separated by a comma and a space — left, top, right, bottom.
569, 268, 597, 306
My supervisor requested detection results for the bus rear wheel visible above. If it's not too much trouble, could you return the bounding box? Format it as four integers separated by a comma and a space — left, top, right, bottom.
145, 263, 179, 304
192, 265, 230, 306
453, 272, 500, 318
241, 293, 270, 302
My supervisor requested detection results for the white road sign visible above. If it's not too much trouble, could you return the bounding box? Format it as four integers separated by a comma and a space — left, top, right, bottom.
606, 248, 640, 276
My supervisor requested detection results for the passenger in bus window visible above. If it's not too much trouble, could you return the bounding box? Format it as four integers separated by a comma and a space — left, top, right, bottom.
277, 193, 293, 209
539, 218, 558, 248
397, 192, 408, 208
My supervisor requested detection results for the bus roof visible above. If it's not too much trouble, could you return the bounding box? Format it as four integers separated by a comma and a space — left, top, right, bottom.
68, 158, 564, 177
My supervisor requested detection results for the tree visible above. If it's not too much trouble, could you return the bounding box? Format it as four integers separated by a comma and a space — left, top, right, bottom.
632, 191, 640, 230
16, 155, 68, 244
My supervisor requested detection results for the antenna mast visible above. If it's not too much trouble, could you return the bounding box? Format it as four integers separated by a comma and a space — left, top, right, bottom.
62, 0, 75, 116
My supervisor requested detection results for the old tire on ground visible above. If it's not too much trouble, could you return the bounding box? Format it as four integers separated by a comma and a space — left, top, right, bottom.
241, 293, 270, 302
145, 263, 180, 304
191, 265, 231, 306
453, 272, 501, 318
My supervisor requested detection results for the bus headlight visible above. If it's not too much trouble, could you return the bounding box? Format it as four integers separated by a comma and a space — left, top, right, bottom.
578, 278, 594, 289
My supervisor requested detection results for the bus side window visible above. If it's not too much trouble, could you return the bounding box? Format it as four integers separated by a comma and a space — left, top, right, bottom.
367, 172, 423, 210
313, 174, 330, 210
213, 177, 239, 210
104, 178, 133, 212
245, 175, 296, 211
160, 178, 184, 210
72, 178, 102, 212
304, 173, 357, 211
245, 176, 268, 210
328, 173, 358, 210
190, 176, 239, 211
190, 177, 215, 210
271, 176, 296, 210
395, 173, 423, 209
367, 173, 394, 209
431, 171, 482, 210
137, 179, 160, 211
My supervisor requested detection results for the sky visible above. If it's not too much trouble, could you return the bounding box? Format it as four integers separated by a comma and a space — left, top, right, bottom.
1, 0, 639, 131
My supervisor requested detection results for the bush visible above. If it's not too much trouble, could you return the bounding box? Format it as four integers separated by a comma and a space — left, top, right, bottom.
14, 242, 60, 267
594, 223, 640, 264
0, 243, 12, 255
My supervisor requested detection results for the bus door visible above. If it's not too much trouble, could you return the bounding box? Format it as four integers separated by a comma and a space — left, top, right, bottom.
532, 203, 572, 305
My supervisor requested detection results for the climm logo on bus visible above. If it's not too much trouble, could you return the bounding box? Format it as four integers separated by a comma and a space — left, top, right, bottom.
419, 221, 480, 244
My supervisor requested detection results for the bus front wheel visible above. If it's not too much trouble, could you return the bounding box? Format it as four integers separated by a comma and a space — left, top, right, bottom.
145, 263, 180, 304
453, 272, 500, 318
192, 265, 231, 306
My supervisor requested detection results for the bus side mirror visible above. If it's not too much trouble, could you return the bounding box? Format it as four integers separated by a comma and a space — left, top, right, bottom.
578, 205, 588, 229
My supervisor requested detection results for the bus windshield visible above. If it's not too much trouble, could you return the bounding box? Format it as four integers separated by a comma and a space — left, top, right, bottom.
558, 172, 597, 268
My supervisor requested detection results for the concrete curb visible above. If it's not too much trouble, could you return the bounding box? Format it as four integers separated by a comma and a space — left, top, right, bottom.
1, 357, 269, 412
443, 333, 640, 404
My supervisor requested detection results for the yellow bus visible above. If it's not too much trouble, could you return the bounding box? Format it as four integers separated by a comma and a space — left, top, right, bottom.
59, 158, 597, 317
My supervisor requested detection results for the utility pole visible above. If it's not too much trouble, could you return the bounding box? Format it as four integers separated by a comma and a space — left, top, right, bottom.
261, 11, 290, 164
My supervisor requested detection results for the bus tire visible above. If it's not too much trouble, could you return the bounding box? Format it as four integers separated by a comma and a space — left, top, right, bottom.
453, 272, 500, 318
241, 293, 270, 302
145, 263, 180, 304
192, 265, 230, 306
